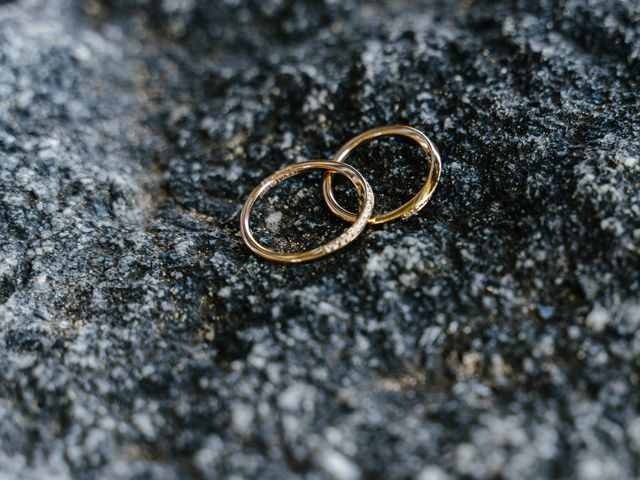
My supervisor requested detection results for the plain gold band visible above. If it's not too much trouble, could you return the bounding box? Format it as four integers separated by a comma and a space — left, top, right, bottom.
240, 160, 374, 263
322, 125, 441, 225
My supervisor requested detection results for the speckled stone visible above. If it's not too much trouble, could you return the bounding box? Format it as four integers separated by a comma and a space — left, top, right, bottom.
1, 0, 639, 478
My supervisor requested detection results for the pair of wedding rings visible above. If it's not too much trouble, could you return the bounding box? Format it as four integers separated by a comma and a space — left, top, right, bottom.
240, 125, 442, 263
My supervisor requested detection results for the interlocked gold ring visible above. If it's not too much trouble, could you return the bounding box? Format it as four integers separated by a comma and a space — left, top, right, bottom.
240, 160, 374, 263
322, 125, 441, 225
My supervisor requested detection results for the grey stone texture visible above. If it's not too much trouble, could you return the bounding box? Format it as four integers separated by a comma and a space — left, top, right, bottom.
0, 0, 639, 478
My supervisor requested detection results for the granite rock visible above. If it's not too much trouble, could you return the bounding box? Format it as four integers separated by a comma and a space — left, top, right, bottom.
0, 0, 639, 478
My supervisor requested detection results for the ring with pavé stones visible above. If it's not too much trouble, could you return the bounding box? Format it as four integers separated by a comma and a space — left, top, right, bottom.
240, 160, 374, 263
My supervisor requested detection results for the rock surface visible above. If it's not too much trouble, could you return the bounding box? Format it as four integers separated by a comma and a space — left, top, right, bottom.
1, 0, 639, 478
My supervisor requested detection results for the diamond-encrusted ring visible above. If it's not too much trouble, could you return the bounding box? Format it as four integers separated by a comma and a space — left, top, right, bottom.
240, 160, 374, 263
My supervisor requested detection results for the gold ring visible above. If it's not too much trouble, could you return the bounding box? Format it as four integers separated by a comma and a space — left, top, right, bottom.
322, 125, 441, 225
240, 160, 374, 263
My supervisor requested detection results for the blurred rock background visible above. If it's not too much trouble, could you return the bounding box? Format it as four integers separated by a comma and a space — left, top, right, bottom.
0, 0, 639, 478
